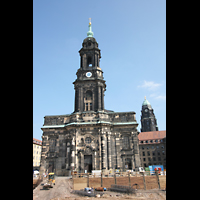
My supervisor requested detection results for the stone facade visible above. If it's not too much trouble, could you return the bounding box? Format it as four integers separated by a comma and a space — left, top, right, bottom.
140, 97, 158, 132
40, 25, 141, 175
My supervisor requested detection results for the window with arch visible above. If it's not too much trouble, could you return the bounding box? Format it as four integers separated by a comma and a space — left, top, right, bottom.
84, 90, 93, 111
87, 56, 92, 67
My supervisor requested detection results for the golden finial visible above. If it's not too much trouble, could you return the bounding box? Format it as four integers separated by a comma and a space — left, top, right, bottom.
144, 96, 146, 100
89, 18, 91, 25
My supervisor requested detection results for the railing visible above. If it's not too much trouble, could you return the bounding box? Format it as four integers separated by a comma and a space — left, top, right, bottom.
72, 170, 166, 178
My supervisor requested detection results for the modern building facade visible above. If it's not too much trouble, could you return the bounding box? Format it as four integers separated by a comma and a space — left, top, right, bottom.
39, 21, 141, 175
138, 131, 166, 169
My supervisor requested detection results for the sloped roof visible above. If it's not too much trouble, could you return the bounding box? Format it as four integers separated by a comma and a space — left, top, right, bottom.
138, 130, 166, 141
33, 138, 42, 145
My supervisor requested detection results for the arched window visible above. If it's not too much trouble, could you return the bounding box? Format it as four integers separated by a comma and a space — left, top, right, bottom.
84, 90, 93, 111
87, 56, 92, 67
86, 90, 92, 100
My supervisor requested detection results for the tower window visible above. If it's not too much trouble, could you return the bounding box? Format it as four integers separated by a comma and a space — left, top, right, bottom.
84, 90, 93, 111
87, 56, 92, 67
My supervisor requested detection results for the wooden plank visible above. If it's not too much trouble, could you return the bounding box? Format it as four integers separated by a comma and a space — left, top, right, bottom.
159, 175, 166, 189
73, 182, 87, 190
73, 178, 87, 183
89, 177, 101, 188
130, 177, 144, 189
145, 176, 159, 190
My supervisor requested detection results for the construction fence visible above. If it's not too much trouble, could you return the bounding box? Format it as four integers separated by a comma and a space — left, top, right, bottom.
72, 171, 166, 190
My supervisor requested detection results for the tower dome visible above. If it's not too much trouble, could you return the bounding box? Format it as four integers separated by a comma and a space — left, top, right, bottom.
142, 96, 152, 109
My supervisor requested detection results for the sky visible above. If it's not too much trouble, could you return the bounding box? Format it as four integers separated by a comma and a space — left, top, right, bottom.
33, 0, 166, 140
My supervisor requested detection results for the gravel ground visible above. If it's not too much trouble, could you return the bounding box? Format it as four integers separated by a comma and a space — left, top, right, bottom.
33, 177, 166, 200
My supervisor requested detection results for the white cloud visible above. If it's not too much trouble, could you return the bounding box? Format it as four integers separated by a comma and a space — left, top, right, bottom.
154, 95, 166, 100
150, 93, 166, 100
138, 80, 161, 91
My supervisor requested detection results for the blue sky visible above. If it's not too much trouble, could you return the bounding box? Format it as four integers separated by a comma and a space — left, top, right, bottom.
33, 0, 166, 140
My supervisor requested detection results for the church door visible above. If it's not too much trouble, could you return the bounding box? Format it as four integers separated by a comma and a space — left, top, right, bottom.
125, 158, 132, 170
84, 155, 92, 173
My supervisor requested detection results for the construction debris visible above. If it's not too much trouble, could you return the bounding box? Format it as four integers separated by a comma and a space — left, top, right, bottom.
108, 184, 136, 194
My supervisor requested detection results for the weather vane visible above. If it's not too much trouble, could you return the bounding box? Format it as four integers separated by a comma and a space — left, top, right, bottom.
89, 18, 91, 25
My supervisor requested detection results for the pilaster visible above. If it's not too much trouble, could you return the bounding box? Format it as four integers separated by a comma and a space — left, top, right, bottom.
102, 134, 107, 169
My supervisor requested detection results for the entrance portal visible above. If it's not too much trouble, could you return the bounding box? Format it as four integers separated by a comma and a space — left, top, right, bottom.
84, 155, 92, 173
125, 158, 132, 170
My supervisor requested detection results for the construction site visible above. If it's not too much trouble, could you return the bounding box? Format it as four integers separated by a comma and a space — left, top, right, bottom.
33, 171, 166, 200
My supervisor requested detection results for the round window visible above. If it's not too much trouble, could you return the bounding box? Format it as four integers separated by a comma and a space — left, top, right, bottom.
85, 137, 91, 144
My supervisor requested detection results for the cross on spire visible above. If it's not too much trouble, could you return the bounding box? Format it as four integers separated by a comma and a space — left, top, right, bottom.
89, 18, 91, 25
87, 18, 93, 37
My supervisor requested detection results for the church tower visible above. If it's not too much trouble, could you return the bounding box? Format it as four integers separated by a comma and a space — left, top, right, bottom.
141, 97, 158, 132
73, 19, 106, 113
40, 19, 141, 175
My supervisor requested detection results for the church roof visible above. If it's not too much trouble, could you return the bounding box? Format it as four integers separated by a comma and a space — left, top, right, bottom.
138, 130, 166, 141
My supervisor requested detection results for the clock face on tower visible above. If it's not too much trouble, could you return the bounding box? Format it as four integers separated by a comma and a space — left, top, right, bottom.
86, 72, 92, 77
145, 109, 148, 112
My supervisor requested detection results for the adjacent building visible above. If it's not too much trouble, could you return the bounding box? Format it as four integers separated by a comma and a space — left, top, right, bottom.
138, 131, 166, 169
33, 138, 42, 171
39, 21, 141, 176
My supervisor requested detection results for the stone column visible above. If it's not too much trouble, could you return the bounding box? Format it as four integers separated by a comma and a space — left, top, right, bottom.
81, 152, 84, 173
71, 136, 75, 171
102, 88, 104, 110
102, 134, 107, 170
79, 87, 83, 112
132, 155, 135, 170
98, 85, 101, 111
74, 89, 77, 112
107, 134, 112, 169
94, 151, 97, 170
77, 87, 81, 111
97, 54, 99, 67
115, 135, 121, 169
92, 153, 95, 170
99, 129, 102, 170
92, 92, 95, 111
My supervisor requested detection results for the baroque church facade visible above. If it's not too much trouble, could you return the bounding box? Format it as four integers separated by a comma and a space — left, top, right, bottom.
40, 21, 141, 175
